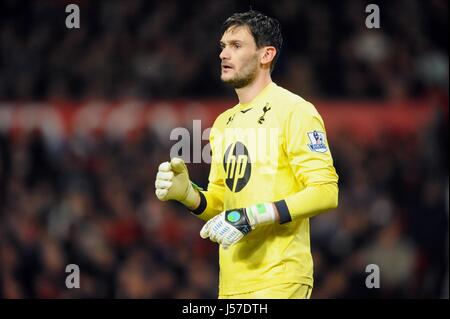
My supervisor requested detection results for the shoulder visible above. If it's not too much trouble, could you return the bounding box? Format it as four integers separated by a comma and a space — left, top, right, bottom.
272, 84, 320, 118
210, 105, 237, 131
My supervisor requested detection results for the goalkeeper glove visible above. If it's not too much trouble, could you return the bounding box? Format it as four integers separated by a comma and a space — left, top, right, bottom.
155, 157, 199, 209
200, 203, 277, 249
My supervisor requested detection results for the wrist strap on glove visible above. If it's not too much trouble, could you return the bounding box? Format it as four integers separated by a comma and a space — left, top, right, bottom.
225, 208, 252, 235
181, 182, 199, 209
224, 203, 276, 235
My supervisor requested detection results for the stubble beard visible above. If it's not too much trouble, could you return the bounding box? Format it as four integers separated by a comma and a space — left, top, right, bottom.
221, 56, 259, 89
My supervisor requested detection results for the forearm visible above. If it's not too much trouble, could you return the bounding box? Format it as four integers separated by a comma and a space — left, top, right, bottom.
273, 183, 338, 222
199, 183, 337, 249
189, 187, 224, 221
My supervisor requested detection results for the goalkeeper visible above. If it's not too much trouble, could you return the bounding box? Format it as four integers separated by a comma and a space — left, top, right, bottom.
155, 10, 338, 299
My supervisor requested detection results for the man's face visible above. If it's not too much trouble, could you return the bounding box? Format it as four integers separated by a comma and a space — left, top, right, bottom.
219, 25, 261, 88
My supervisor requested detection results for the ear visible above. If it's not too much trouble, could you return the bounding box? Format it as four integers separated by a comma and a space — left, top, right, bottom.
260, 46, 277, 67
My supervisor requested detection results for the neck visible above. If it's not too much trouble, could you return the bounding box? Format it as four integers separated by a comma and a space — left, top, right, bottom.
235, 72, 272, 104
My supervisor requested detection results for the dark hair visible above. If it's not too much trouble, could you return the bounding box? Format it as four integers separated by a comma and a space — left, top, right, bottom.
221, 10, 283, 73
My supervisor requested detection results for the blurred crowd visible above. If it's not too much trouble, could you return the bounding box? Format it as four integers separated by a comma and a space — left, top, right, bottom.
0, 103, 448, 298
311, 107, 448, 298
0, 126, 219, 298
0, 0, 448, 101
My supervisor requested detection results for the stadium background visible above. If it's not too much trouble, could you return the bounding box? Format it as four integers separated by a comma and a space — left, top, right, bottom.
0, 0, 448, 298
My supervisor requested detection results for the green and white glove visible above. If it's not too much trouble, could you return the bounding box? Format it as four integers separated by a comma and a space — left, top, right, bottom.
155, 157, 199, 209
200, 203, 277, 249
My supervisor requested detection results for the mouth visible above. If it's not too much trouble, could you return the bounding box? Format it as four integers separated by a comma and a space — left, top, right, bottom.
221, 64, 234, 71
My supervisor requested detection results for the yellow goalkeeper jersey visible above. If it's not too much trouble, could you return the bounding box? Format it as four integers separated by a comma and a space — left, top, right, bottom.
192, 82, 339, 296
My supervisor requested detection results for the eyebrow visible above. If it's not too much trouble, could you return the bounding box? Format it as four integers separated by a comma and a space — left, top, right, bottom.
220, 40, 243, 47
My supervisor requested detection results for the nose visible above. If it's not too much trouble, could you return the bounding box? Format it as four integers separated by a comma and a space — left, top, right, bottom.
219, 47, 230, 60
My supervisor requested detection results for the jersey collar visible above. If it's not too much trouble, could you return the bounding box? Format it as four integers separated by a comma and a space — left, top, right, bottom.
236, 82, 276, 111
